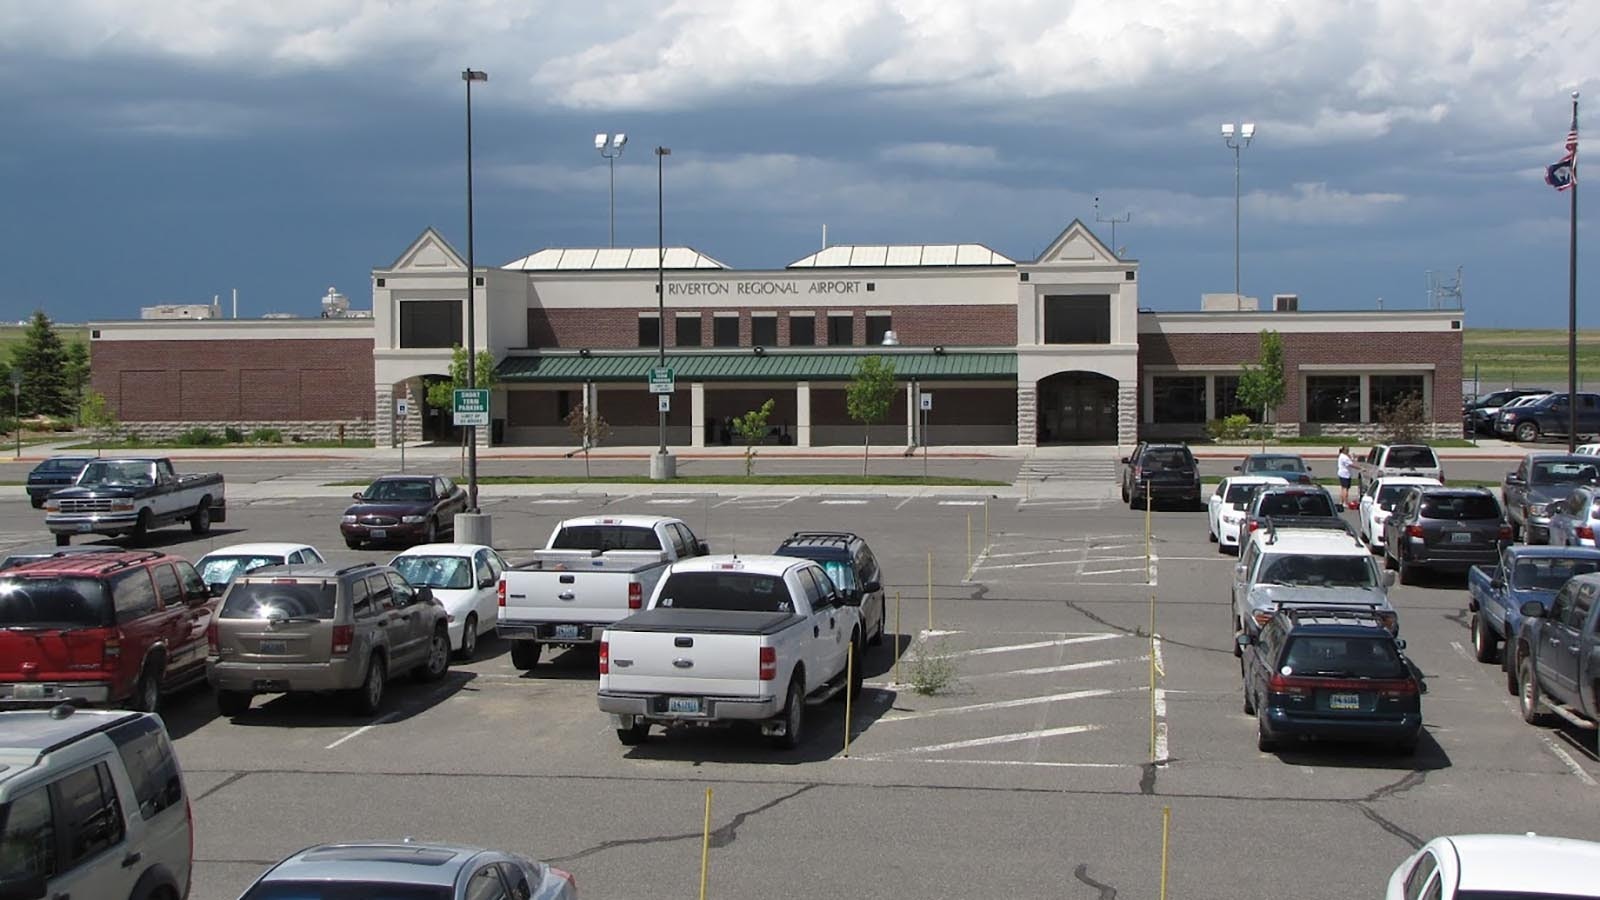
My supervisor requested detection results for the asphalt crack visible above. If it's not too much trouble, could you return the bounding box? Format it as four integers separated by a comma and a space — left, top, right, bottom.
1348, 770, 1427, 850
1073, 863, 1118, 899
191, 771, 250, 804
1060, 599, 1230, 656
546, 784, 816, 864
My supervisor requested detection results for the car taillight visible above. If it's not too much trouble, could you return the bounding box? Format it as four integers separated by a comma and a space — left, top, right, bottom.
1133, 465, 1143, 480
599, 640, 609, 675
1378, 680, 1419, 699
331, 624, 353, 656
206, 621, 218, 654
549, 866, 576, 891
1267, 673, 1311, 696
628, 582, 643, 610
102, 635, 120, 671
759, 646, 777, 681
497, 579, 506, 607
1247, 520, 1261, 533
1406, 524, 1424, 538
1579, 526, 1596, 541
1252, 610, 1274, 627
1500, 524, 1515, 541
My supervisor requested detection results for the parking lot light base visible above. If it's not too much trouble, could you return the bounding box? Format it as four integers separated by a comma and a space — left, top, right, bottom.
650, 451, 677, 481
454, 512, 493, 546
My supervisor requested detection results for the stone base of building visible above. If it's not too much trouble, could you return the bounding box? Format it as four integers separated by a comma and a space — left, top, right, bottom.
1141, 421, 1462, 442
116, 420, 375, 443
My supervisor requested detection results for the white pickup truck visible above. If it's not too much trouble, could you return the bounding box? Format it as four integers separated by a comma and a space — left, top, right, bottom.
496, 515, 709, 670
598, 554, 864, 750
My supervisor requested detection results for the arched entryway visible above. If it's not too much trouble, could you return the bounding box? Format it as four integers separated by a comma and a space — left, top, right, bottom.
1037, 371, 1119, 443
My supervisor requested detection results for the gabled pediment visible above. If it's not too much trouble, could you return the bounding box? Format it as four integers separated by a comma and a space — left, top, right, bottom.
387, 227, 467, 272
1033, 219, 1118, 265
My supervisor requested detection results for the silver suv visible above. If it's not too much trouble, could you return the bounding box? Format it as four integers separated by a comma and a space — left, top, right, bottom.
0, 706, 191, 900
207, 561, 451, 717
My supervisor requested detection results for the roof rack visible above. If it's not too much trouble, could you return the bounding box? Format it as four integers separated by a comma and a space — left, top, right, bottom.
1262, 516, 1356, 545
335, 562, 380, 576
101, 551, 167, 573
1275, 605, 1389, 626
785, 532, 860, 545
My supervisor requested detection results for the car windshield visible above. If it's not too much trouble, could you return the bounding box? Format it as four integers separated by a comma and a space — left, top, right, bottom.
198, 555, 286, 586
0, 577, 113, 628
391, 555, 472, 590
76, 460, 152, 487
239, 883, 449, 900
1530, 461, 1600, 485
551, 525, 662, 552
1246, 456, 1305, 473
1225, 483, 1268, 506
361, 480, 433, 502
1260, 555, 1376, 588
1420, 495, 1501, 520
221, 582, 339, 619
1140, 449, 1190, 470
1280, 636, 1408, 678
1385, 447, 1437, 468
656, 572, 796, 613
1256, 492, 1336, 518
1512, 558, 1600, 591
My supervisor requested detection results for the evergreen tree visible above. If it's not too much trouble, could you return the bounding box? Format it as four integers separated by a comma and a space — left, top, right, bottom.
9, 311, 73, 417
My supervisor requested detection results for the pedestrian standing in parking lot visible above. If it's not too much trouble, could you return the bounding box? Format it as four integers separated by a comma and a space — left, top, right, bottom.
1337, 446, 1354, 508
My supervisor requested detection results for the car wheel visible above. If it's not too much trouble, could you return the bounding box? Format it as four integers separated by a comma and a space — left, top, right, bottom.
1232, 616, 1243, 658
189, 498, 212, 535
510, 641, 542, 671
345, 538, 362, 550
1217, 539, 1228, 555
1515, 421, 1540, 442
1208, 526, 1218, 543
416, 626, 450, 682
1518, 655, 1549, 725
128, 665, 160, 713
1398, 557, 1419, 586
1242, 685, 1255, 715
457, 614, 478, 660
1383, 548, 1397, 570
350, 655, 387, 716
1506, 660, 1520, 696
30, 496, 42, 509
770, 676, 806, 750
1128, 492, 1142, 510
130, 508, 152, 544
1256, 710, 1278, 753
216, 690, 251, 717
54, 533, 70, 547
616, 719, 650, 746
1472, 614, 1499, 664
1120, 482, 1129, 502
869, 600, 885, 646
419, 517, 437, 545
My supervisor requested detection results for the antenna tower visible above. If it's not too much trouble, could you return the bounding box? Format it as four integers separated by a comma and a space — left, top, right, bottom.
1425, 267, 1464, 309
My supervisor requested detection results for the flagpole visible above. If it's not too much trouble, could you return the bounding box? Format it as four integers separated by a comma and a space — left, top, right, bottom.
1569, 90, 1580, 454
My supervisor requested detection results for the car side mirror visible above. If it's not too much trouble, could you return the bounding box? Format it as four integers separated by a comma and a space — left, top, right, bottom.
1506, 474, 1524, 486
1394, 638, 1407, 651
1490, 577, 1504, 590
0, 874, 47, 900
861, 580, 881, 594
1521, 600, 1547, 619
1120, 457, 1130, 464
208, 581, 227, 597
696, 541, 710, 556
415, 587, 434, 605
352, 492, 365, 500
1235, 633, 1252, 649
478, 577, 495, 589
1382, 571, 1397, 587
1232, 465, 1242, 472
1234, 564, 1246, 577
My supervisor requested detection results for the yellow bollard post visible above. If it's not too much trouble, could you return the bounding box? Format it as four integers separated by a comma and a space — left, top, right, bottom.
1159, 805, 1172, 900
894, 592, 902, 687
699, 788, 713, 900
843, 641, 854, 758
984, 498, 990, 550
967, 512, 972, 573
1145, 489, 1153, 582
927, 552, 934, 633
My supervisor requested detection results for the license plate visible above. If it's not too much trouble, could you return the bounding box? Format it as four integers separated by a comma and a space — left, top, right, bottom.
13, 683, 46, 699
667, 697, 702, 714
253, 679, 288, 692
77, 523, 94, 533
555, 624, 581, 640
1329, 693, 1361, 710
258, 640, 287, 654
1451, 532, 1472, 543
369, 529, 387, 540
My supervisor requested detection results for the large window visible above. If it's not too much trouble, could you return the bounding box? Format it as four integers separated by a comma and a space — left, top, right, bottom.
1043, 295, 1111, 344
637, 316, 660, 348
751, 315, 777, 347
399, 300, 462, 349
1214, 374, 1255, 421
1307, 375, 1362, 423
675, 314, 702, 347
866, 314, 892, 345
1152, 376, 1207, 423
827, 314, 854, 346
712, 315, 739, 347
789, 316, 815, 346
1370, 374, 1425, 417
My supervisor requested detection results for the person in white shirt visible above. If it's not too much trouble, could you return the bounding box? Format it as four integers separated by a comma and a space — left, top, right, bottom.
1336, 446, 1354, 507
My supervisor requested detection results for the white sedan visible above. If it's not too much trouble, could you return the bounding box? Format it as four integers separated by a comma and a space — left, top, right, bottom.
195, 542, 326, 595
1207, 476, 1287, 553
1387, 833, 1600, 899
390, 542, 507, 659
1358, 475, 1443, 552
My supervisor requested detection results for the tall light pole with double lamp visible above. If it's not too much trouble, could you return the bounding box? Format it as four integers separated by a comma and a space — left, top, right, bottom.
457, 67, 491, 542
1220, 122, 1255, 303
595, 133, 627, 248
9, 370, 20, 459
651, 146, 676, 481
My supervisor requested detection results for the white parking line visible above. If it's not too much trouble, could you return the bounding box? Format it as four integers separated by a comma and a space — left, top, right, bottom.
528, 498, 581, 505
983, 547, 1082, 560
893, 496, 917, 510
324, 712, 398, 749
871, 724, 1101, 756
855, 758, 1133, 770
647, 498, 696, 505
938, 500, 986, 506
880, 688, 1126, 723
820, 499, 868, 505
966, 656, 1146, 680
936, 633, 1120, 659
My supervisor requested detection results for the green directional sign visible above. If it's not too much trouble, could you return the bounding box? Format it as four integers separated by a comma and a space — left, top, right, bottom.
648, 366, 675, 395
453, 388, 490, 427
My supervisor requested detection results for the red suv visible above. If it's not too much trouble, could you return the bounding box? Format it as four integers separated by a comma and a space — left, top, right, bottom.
0, 550, 216, 712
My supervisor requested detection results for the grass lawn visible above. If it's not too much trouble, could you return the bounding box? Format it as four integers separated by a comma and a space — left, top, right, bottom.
332, 474, 1007, 487
0, 325, 89, 361
1465, 328, 1600, 388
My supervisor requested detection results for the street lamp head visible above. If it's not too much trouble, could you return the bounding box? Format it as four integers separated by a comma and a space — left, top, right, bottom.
655, 146, 671, 157
1241, 122, 1256, 140
462, 69, 488, 82
1220, 122, 1235, 138
612, 133, 627, 149
595, 133, 609, 150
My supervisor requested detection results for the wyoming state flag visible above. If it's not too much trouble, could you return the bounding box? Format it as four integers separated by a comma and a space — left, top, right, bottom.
1547, 110, 1578, 192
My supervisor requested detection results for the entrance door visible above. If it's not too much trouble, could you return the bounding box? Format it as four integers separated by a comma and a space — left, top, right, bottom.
1037, 372, 1119, 443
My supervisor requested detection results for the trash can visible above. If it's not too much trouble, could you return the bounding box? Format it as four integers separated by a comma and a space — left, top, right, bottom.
491, 418, 505, 446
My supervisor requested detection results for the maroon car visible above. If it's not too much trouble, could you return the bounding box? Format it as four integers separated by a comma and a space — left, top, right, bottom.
340, 475, 469, 549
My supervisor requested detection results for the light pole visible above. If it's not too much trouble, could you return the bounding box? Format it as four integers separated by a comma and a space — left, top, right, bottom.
651, 145, 675, 480
1220, 122, 1255, 302
462, 67, 487, 516
595, 133, 627, 248
9, 370, 20, 459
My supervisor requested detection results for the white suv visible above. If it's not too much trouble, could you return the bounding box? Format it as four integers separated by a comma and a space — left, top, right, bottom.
1230, 520, 1398, 654
0, 706, 192, 900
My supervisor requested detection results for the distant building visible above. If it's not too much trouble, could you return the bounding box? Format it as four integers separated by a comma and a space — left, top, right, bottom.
140, 303, 218, 320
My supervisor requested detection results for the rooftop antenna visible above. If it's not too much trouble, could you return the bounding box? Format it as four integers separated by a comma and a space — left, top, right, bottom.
822, 224, 828, 250
1425, 267, 1464, 310
1093, 196, 1131, 258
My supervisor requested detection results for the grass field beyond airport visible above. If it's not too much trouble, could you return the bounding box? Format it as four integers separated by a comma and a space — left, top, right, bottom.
1466, 328, 1600, 389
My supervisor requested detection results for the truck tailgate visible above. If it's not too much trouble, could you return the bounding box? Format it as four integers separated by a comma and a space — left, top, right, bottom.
503, 570, 645, 625
604, 629, 765, 697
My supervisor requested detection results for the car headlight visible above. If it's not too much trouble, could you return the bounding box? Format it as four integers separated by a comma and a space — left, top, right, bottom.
111, 500, 135, 512
401, 515, 427, 524
1530, 503, 1549, 517
342, 514, 358, 524
1222, 514, 1240, 524
43, 500, 59, 512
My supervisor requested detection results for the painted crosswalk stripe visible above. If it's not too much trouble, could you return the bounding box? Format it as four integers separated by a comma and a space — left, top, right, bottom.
935, 633, 1120, 659
872, 723, 1100, 756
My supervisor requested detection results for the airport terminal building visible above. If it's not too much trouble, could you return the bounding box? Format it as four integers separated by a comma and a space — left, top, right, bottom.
89, 221, 1463, 449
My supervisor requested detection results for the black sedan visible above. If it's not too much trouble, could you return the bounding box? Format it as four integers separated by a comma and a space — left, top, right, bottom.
340, 474, 469, 548
1383, 486, 1509, 584
24, 455, 92, 508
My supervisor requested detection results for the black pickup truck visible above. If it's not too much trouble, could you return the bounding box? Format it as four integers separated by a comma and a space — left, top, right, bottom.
44, 456, 226, 546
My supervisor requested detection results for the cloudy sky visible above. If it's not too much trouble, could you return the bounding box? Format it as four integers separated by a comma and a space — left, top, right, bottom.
0, 0, 1594, 327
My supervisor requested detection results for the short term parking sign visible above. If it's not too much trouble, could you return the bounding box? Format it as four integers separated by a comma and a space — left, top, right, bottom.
453, 388, 490, 426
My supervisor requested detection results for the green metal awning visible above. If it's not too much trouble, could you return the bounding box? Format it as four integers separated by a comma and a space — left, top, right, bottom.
495, 350, 1016, 383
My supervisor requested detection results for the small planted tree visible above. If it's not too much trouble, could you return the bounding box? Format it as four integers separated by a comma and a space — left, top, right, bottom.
79, 390, 118, 453
10, 310, 73, 418
1236, 330, 1286, 450
424, 346, 499, 411
846, 356, 897, 475
564, 405, 611, 479
730, 398, 776, 476
1380, 394, 1427, 443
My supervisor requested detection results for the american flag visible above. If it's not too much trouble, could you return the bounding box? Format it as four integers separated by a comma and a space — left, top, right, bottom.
1547, 109, 1578, 192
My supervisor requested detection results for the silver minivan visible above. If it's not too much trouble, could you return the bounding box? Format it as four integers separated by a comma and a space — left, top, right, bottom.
207, 562, 451, 717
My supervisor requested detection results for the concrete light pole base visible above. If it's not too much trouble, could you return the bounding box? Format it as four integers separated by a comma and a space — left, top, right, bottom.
454, 512, 493, 547
649, 451, 677, 481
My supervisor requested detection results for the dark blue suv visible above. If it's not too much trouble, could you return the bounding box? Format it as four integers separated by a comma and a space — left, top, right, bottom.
1239, 607, 1422, 754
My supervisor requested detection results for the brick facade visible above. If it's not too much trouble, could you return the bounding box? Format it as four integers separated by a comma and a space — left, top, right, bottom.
525, 303, 1016, 349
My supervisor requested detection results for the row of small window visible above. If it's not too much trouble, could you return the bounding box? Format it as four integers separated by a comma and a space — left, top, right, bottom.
638, 313, 893, 348
1151, 374, 1426, 423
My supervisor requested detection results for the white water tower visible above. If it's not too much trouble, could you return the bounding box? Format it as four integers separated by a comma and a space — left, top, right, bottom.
320, 286, 350, 318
